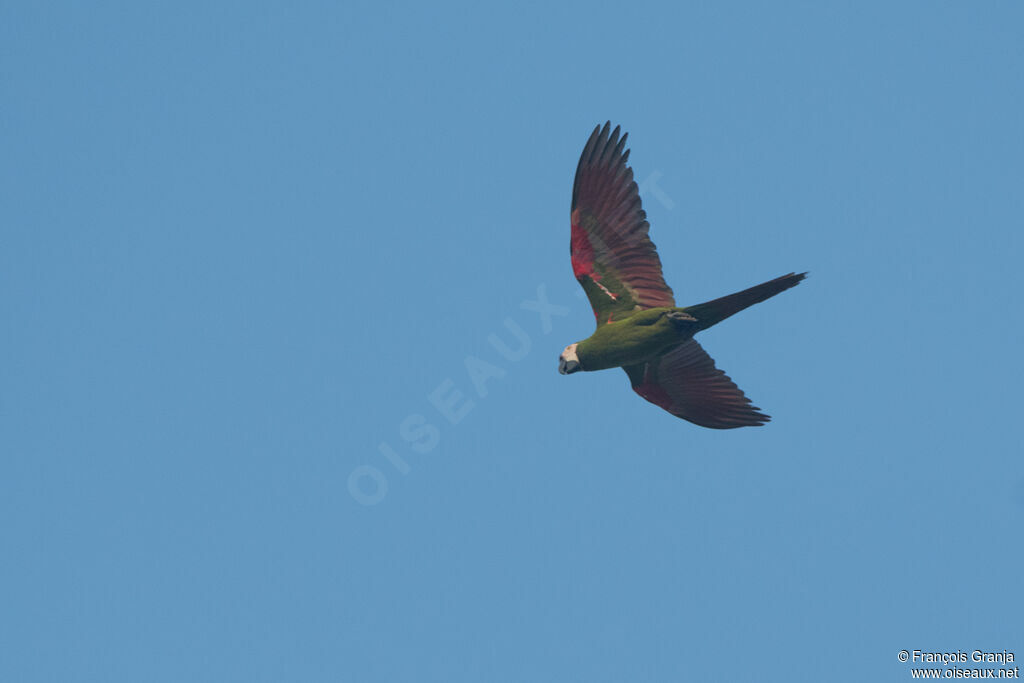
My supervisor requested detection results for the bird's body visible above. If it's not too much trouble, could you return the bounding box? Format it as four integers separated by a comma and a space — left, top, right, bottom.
574, 307, 697, 372
559, 122, 805, 429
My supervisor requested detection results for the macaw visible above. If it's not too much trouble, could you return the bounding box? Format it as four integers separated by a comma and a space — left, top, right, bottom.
558, 122, 805, 428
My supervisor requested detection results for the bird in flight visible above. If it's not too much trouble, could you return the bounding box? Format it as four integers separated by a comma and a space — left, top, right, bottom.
559, 122, 805, 428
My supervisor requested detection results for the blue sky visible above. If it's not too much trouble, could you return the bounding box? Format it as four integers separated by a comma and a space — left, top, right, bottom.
3, 2, 1023, 681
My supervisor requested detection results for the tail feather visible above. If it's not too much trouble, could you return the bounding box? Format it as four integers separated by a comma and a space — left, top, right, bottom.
683, 272, 806, 331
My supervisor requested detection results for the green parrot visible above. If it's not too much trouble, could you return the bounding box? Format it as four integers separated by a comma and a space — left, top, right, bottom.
558, 122, 805, 428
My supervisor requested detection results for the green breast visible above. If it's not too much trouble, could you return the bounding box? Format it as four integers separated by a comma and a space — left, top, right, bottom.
576, 308, 691, 371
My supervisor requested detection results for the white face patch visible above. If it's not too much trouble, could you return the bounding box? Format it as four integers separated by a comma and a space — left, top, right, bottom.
558, 342, 582, 375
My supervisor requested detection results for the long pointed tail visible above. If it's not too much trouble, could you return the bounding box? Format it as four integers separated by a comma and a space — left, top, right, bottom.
683, 272, 807, 331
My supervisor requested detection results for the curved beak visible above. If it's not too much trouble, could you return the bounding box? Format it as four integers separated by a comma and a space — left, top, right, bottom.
558, 358, 581, 375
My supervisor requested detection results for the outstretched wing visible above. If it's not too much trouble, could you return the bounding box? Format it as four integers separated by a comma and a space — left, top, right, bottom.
624, 339, 770, 429
571, 122, 675, 326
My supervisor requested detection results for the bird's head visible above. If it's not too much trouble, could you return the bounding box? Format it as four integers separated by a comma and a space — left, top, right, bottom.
558, 343, 582, 375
